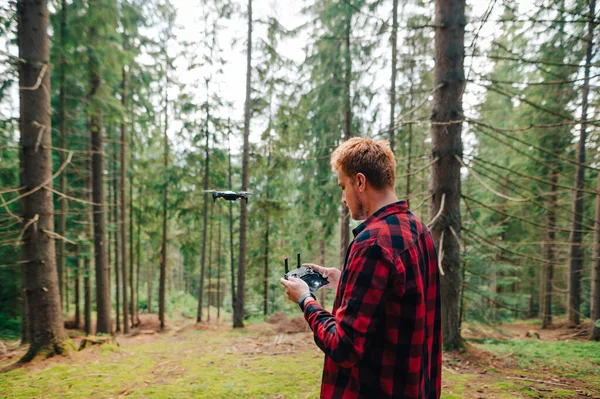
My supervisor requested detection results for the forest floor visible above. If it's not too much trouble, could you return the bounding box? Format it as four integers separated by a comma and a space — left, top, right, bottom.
0, 314, 599, 399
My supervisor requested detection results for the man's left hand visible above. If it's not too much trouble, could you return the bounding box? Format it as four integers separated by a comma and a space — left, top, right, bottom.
280, 277, 310, 303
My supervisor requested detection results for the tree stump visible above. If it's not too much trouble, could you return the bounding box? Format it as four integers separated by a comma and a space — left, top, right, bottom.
78, 336, 116, 351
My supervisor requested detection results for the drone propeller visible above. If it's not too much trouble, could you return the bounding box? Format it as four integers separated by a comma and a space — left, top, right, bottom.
202, 190, 217, 193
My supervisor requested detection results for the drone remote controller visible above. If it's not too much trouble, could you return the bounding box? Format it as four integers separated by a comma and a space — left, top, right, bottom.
284, 253, 329, 293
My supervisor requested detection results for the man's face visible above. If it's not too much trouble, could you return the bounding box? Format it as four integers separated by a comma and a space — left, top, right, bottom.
337, 171, 368, 221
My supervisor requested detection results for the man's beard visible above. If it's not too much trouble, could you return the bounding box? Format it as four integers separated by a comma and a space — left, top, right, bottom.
351, 191, 367, 220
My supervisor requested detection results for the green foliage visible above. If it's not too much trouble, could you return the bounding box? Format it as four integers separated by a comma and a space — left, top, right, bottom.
166, 290, 197, 320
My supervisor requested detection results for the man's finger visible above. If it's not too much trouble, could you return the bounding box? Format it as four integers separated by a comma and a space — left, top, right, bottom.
280, 277, 290, 287
304, 263, 326, 273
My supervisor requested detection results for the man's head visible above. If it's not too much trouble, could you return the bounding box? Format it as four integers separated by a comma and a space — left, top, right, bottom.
330, 138, 397, 220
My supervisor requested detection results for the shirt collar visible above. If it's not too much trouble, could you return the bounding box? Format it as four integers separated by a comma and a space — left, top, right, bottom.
352, 201, 408, 237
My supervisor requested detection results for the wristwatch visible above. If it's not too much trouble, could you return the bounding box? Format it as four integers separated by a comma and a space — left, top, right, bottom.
297, 291, 316, 311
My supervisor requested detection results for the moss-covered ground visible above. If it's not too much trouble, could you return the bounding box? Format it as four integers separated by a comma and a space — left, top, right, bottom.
1, 320, 598, 398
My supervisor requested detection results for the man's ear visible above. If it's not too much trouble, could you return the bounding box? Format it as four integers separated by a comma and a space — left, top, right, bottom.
356, 173, 367, 192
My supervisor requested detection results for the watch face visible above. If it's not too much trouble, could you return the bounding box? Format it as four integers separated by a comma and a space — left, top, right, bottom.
286, 267, 329, 293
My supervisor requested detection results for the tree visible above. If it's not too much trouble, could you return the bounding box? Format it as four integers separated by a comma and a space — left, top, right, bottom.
120, 66, 129, 333
388, 0, 398, 154
17, 0, 66, 361
159, 38, 169, 331
197, 81, 211, 323
234, 0, 252, 328
568, 0, 595, 327
88, 0, 113, 335
429, 0, 465, 350
57, 0, 68, 311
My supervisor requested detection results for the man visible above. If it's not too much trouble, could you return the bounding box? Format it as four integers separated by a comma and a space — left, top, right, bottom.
280, 137, 442, 399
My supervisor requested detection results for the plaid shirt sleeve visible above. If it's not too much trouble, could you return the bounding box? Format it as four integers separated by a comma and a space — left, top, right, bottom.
303, 243, 399, 368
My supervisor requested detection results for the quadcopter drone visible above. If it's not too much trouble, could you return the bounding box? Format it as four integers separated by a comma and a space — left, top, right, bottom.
203, 190, 252, 203
284, 253, 329, 293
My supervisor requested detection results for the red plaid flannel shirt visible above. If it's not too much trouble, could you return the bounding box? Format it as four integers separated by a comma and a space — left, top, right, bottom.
303, 201, 442, 398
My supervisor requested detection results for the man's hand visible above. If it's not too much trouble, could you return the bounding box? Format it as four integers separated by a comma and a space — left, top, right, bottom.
280, 277, 310, 303
304, 263, 341, 290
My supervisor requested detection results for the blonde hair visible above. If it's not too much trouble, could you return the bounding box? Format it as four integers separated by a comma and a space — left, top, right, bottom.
330, 137, 396, 190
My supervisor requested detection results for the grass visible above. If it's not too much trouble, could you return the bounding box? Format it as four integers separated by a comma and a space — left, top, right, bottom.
474, 338, 600, 377
1, 322, 599, 398
0, 326, 323, 399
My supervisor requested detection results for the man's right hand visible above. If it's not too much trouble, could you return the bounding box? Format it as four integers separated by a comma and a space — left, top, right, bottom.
304, 264, 341, 290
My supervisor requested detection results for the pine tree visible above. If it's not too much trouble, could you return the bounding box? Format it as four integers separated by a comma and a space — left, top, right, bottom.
17, 0, 66, 361
429, 0, 466, 350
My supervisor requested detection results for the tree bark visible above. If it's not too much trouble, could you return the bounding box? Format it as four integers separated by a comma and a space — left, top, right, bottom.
388, 0, 398, 153
217, 204, 222, 322
405, 60, 415, 208
318, 238, 327, 307
227, 123, 237, 319
586, 0, 600, 341
84, 146, 93, 336
75, 246, 81, 329
263, 142, 271, 318
234, 0, 252, 329
339, 10, 352, 268
120, 67, 129, 333
541, 167, 558, 329
197, 86, 211, 323
207, 202, 213, 322
88, 7, 112, 334
17, 0, 66, 361
568, 0, 595, 327
159, 47, 169, 330
592, 159, 600, 340
429, 0, 465, 350
113, 144, 121, 333
129, 143, 136, 326
57, 0, 68, 312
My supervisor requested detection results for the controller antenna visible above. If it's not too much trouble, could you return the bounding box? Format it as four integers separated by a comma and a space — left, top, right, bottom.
284, 258, 289, 276
297, 253, 301, 269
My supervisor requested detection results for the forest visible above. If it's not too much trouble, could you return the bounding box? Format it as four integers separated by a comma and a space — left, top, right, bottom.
0, 0, 600, 398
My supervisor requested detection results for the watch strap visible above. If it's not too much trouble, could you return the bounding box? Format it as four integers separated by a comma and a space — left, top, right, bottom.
297, 292, 316, 311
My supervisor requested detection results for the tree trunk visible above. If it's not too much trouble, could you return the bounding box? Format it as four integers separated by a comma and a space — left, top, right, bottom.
318, 238, 327, 307
17, 0, 66, 361
228, 124, 237, 319
340, 11, 352, 268
207, 202, 213, 322
75, 246, 81, 329
586, 0, 600, 341
57, 0, 68, 312
159, 49, 169, 330
541, 167, 558, 329
88, 11, 112, 334
85, 146, 93, 336
217, 204, 222, 322
120, 67, 129, 333
84, 253, 92, 335
21, 261, 29, 344
113, 145, 121, 333
592, 157, 600, 340
136, 191, 142, 318
568, 0, 595, 327
429, 0, 465, 350
197, 87, 211, 323
388, 0, 398, 153
129, 147, 136, 326
234, 0, 252, 329
263, 142, 271, 318
405, 61, 414, 208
